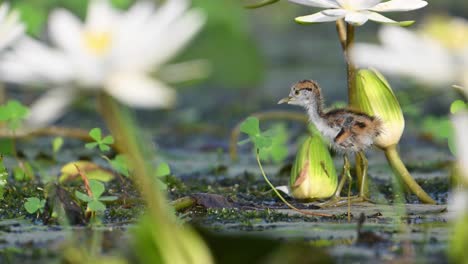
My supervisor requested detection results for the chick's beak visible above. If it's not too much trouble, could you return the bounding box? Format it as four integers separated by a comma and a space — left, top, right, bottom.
278, 97, 291, 104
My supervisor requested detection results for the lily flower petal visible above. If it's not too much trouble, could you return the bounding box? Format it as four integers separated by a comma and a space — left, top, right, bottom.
365, 11, 413, 26
371, 0, 427, 12
344, 12, 369, 26
321, 9, 347, 17
105, 73, 176, 108
288, 0, 340, 8
48, 9, 83, 55
295, 11, 341, 23
27, 87, 76, 127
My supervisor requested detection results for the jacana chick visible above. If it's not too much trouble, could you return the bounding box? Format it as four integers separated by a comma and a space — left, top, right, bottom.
278, 80, 383, 205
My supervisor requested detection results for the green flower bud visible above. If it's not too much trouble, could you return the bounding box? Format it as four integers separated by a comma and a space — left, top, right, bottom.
354, 68, 405, 149
290, 135, 337, 199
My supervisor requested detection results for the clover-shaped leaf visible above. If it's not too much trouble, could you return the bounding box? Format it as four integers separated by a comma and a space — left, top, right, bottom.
258, 124, 288, 163
0, 100, 29, 130
24, 197, 46, 214
75, 179, 117, 212
239, 117, 289, 163
85, 128, 114, 152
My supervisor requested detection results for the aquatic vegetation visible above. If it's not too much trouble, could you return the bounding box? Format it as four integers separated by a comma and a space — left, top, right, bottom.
289, 135, 337, 199
0, 0, 462, 262
0, 100, 29, 131
24, 197, 46, 215
75, 179, 118, 214
85, 127, 114, 152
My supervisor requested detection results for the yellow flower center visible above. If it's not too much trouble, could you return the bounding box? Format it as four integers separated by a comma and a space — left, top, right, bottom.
83, 31, 112, 56
420, 16, 468, 51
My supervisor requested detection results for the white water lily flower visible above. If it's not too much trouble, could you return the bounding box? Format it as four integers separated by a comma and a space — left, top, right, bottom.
0, 0, 205, 126
0, 3, 24, 52
351, 16, 468, 97
289, 0, 427, 26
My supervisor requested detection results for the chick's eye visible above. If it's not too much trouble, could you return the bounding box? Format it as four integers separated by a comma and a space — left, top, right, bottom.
295, 90, 300, 95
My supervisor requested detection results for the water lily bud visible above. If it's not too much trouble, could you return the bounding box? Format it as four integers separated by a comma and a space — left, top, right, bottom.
290, 135, 337, 199
354, 68, 405, 149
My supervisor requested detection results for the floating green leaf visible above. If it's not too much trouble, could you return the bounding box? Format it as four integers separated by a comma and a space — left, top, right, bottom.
24, 197, 46, 214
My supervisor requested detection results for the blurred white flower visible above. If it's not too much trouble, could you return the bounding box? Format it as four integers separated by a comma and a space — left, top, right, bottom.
448, 112, 468, 219
351, 16, 468, 96
0, 3, 24, 52
288, 0, 427, 26
0, 0, 205, 126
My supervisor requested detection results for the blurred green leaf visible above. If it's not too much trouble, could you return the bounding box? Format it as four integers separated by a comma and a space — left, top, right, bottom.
240, 117, 288, 163
110, 155, 130, 177
240, 117, 260, 136
75, 191, 93, 202
24, 197, 46, 214
450, 100, 467, 114
88, 200, 106, 212
52, 137, 64, 154
13, 162, 33, 182
89, 179, 105, 199
181, 0, 263, 87
155, 162, 171, 177
0, 100, 29, 131
0, 139, 14, 156
99, 196, 118, 201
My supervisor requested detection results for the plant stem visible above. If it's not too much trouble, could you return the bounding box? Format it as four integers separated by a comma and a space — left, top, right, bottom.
345, 23, 356, 105
230, 111, 308, 160
97, 93, 212, 263
256, 150, 331, 217
384, 145, 436, 204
